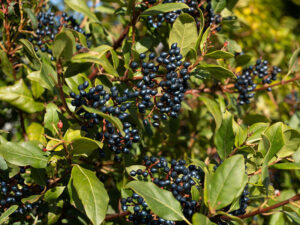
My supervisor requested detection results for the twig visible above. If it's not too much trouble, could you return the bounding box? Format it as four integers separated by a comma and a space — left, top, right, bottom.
248, 158, 283, 176
238, 194, 300, 219
105, 211, 130, 221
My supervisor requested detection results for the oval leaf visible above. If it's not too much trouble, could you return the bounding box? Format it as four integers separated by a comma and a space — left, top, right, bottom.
214, 111, 235, 160
208, 155, 246, 210
205, 50, 234, 59
142, 3, 189, 16
65, 0, 99, 23
71, 165, 109, 225
271, 163, 300, 170
192, 213, 215, 225
199, 96, 222, 130
126, 181, 191, 224
0, 205, 18, 224
197, 64, 235, 79
44, 186, 66, 202
169, 13, 198, 57
0, 79, 44, 113
72, 137, 103, 157
0, 141, 48, 168
53, 30, 76, 62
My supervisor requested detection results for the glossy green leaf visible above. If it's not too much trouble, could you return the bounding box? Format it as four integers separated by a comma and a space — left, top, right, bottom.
0, 79, 44, 113
72, 137, 103, 157
214, 111, 235, 160
0, 155, 8, 170
65, 0, 100, 23
199, 96, 222, 129
212, 0, 226, 13
72, 53, 119, 77
278, 129, 300, 158
271, 163, 300, 170
200, 28, 210, 53
261, 122, 285, 159
0, 141, 48, 168
65, 74, 90, 94
21, 195, 41, 204
261, 123, 285, 188
71, 165, 109, 225
53, 30, 76, 61
26, 122, 46, 144
44, 103, 61, 135
19, 39, 40, 65
27, 63, 58, 92
169, 13, 198, 57
192, 213, 215, 225
191, 186, 200, 202
208, 155, 247, 210
83, 106, 124, 136
142, 3, 189, 16
31, 80, 44, 99
197, 64, 235, 80
44, 186, 66, 202
247, 122, 269, 143
233, 121, 247, 147
68, 29, 88, 48
126, 181, 191, 224
0, 205, 18, 224
205, 50, 234, 59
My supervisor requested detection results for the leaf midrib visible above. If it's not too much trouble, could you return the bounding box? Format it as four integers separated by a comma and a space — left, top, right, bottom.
2, 146, 47, 162
129, 184, 191, 225
210, 160, 239, 208
76, 165, 99, 224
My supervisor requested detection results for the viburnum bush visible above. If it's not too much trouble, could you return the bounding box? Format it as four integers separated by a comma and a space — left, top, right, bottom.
0, 0, 300, 224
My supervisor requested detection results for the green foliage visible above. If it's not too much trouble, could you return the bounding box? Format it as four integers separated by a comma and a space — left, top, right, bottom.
0, 0, 299, 224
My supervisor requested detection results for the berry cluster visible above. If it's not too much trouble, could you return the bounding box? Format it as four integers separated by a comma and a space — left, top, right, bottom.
230, 185, 249, 216
131, 43, 190, 127
28, 11, 90, 60
123, 156, 203, 224
0, 168, 43, 217
235, 59, 281, 105
70, 82, 140, 161
70, 43, 191, 160
28, 11, 57, 60
144, 0, 221, 31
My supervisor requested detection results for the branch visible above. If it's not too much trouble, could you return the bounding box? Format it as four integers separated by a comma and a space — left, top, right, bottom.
105, 211, 130, 221
239, 193, 300, 219
248, 158, 284, 176
218, 194, 300, 221
225, 74, 300, 93
254, 75, 300, 91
